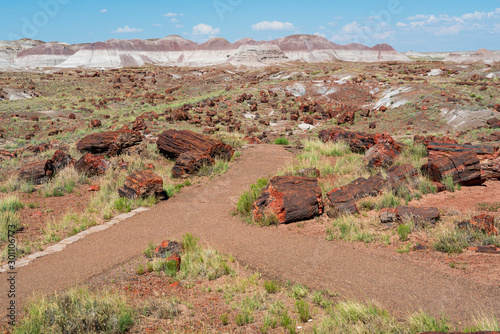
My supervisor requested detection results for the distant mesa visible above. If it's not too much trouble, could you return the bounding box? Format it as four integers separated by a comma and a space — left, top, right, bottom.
0, 34, 497, 70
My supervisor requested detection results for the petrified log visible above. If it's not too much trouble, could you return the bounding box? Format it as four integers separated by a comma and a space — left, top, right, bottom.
318, 128, 398, 153
365, 143, 400, 168
44, 150, 74, 177
253, 176, 323, 224
118, 170, 164, 199
328, 175, 386, 205
0, 149, 16, 161
336, 110, 355, 125
157, 129, 233, 160
76, 129, 142, 156
74, 153, 110, 176
18, 161, 50, 185
427, 142, 499, 161
481, 158, 500, 179
154, 240, 182, 270
414, 135, 457, 147
379, 206, 440, 225
171, 151, 214, 178
457, 214, 497, 236
421, 152, 484, 186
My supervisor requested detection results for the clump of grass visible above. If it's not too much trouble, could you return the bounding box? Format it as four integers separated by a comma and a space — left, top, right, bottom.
13, 287, 133, 334
326, 215, 374, 243
0, 196, 24, 212
434, 227, 500, 254
375, 191, 401, 210
416, 175, 437, 195
304, 140, 351, 157
408, 311, 451, 332
476, 202, 500, 212
165, 179, 192, 198
236, 178, 268, 218
396, 141, 428, 168
0, 176, 35, 194
295, 299, 311, 322
143, 297, 181, 319
290, 284, 308, 300
0, 211, 21, 242
113, 197, 132, 213
215, 132, 247, 149
42, 167, 87, 198
264, 280, 280, 294
197, 159, 229, 177
397, 224, 412, 242
274, 137, 289, 145
177, 233, 233, 280
442, 174, 461, 192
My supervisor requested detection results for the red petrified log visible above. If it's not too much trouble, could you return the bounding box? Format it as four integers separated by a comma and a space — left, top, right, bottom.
319, 128, 399, 153
171, 151, 214, 178
157, 129, 233, 160
427, 142, 499, 161
74, 153, 110, 176
18, 161, 50, 185
118, 170, 164, 199
365, 143, 400, 168
76, 129, 142, 156
421, 152, 484, 186
458, 214, 498, 236
253, 176, 323, 224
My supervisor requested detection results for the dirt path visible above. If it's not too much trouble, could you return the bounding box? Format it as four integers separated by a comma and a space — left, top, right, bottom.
2, 144, 500, 325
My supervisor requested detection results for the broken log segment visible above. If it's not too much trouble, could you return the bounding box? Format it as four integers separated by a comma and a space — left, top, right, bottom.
253, 176, 323, 224
171, 151, 214, 178
118, 170, 165, 199
157, 129, 233, 161
427, 142, 499, 161
18, 161, 50, 185
421, 151, 484, 186
76, 129, 142, 156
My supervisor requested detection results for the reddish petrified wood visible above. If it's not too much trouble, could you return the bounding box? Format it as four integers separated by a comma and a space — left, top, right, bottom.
458, 214, 498, 236
365, 143, 400, 168
427, 142, 499, 161
88, 119, 102, 128
481, 158, 500, 180
396, 206, 440, 223
336, 109, 355, 125
118, 170, 164, 199
74, 153, 110, 176
328, 175, 386, 205
76, 129, 142, 156
154, 240, 182, 270
157, 129, 233, 161
171, 151, 214, 178
319, 128, 399, 153
44, 150, 74, 177
253, 176, 323, 224
18, 161, 50, 185
421, 152, 484, 186
0, 149, 16, 161
414, 135, 457, 147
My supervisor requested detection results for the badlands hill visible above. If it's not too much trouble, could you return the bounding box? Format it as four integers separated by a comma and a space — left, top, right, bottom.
0, 34, 410, 69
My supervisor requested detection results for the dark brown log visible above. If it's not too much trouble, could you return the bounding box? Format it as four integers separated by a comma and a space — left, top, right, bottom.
365, 143, 400, 168
74, 153, 110, 176
421, 152, 484, 186
427, 142, 499, 161
171, 151, 214, 178
0, 149, 16, 161
118, 170, 164, 199
76, 129, 142, 156
253, 176, 323, 224
328, 175, 386, 204
396, 206, 440, 223
157, 129, 233, 160
18, 161, 50, 185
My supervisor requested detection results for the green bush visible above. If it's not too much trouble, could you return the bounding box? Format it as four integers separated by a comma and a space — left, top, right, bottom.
264, 280, 280, 294
0, 196, 24, 212
274, 138, 289, 145
142, 297, 181, 319
397, 224, 412, 242
0, 211, 21, 242
13, 287, 133, 334
296, 300, 311, 322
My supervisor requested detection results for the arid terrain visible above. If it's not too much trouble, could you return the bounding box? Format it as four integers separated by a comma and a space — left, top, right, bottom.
0, 35, 499, 333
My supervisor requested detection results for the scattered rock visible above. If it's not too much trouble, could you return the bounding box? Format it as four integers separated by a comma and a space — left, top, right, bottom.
88, 184, 100, 192
89, 120, 102, 128
253, 176, 323, 224
365, 143, 401, 168
171, 151, 214, 178
44, 150, 74, 177
154, 240, 182, 270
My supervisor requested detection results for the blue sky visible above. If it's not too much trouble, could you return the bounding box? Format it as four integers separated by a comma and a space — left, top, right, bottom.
1, 0, 499, 51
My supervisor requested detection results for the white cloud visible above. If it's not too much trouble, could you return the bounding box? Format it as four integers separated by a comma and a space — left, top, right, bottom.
100, 9, 107, 13
396, 22, 407, 28
164, 12, 178, 17
170, 18, 179, 23
314, 32, 327, 38
192, 23, 220, 35
341, 21, 361, 34
251, 21, 295, 31
319, 26, 326, 30
112, 25, 143, 33
175, 24, 184, 28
